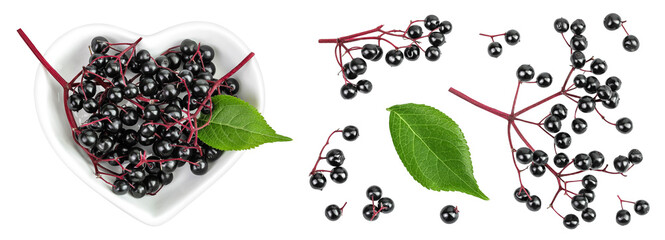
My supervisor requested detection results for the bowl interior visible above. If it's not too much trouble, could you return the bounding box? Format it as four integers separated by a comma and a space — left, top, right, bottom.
34, 22, 264, 225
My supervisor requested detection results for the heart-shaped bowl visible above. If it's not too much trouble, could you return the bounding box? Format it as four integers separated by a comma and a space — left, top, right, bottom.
33, 22, 264, 225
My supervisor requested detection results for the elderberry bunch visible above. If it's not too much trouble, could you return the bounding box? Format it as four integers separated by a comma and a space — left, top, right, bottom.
68, 37, 244, 198
319, 15, 452, 99
362, 185, 395, 221
309, 126, 359, 190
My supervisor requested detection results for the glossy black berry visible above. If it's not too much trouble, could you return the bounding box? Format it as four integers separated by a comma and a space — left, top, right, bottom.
571, 19, 586, 35
342, 125, 359, 141
536, 72, 552, 88
623, 35, 640, 52
361, 44, 382, 61
326, 149, 345, 166
514, 187, 530, 203
563, 214, 579, 229
160, 172, 174, 185
68, 94, 84, 111
363, 204, 380, 221
424, 46, 441, 61
616, 209, 631, 226
603, 92, 620, 109
144, 175, 161, 193
553, 153, 570, 168
516, 64, 535, 82
570, 118, 587, 134
153, 140, 174, 158
579, 188, 595, 203
129, 182, 148, 198
424, 15, 440, 31
199, 45, 214, 62
120, 107, 139, 126
103, 117, 123, 134
613, 155, 630, 172
356, 80, 373, 93
428, 31, 445, 47
582, 175, 597, 190
570, 51, 586, 69
310, 172, 326, 190
487, 42, 502, 58
634, 200, 650, 215
582, 208, 596, 222
440, 205, 459, 224
342, 63, 357, 80
578, 96, 596, 113
604, 13, 622, 31
439, 21, 453, 34
589, 151, 605, 169
573, 74, 587, 88
530, 163, 546, 177
104, 61, 121, 78
349, 58, 367, 75
597, 85, 612, 100
505, 29, 520, 46
526, 195, 542, 211
554, 18, 570, 33
330, 167, 348, 183
191, 79, 210, 98
119, 129, 138, 147
111, 179, 129, 195
125, 164, 147, 182
325, 204, 342, 221
532, 150, 548, 165
554, 132, 572, 149
590, 59, 608, 75
366, 185, 382, 200
571, 194, 588, 211
606, 76, 622, 91
404, 44, 420, 61
544, 115, 562, 133
407, 25, 423, 39
378, 197, 394, 213
628, 149, 643, 164
551, 104, 568, 120
584, 76, 600, 94
179, 39, 197, 55
78, 129, 98, 149
340, 83, 357, 99
574, 153, 592, 171
190, 157, 209, 176
515, 147, 533, 164
385, 49, 404, 66
570, 35, 588, 51
615, 117, 633, 134
223, 78, 240, 95
91, 36, 109, 54
79, 82, 97, 98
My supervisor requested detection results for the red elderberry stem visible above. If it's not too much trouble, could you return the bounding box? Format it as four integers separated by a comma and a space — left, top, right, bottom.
309, 129, 343, 175
508, 124, 531, 200
595, 108, 617, 126
318, 25, 384, 43
17, 29, 68, 88
511, 122, 534, 151
514, 91, 563, 117
448, 88, 510, 120
550, 205, 564, 219
617, 195, 636, 210
621, 21, 630, 36
340, 202, 348, 211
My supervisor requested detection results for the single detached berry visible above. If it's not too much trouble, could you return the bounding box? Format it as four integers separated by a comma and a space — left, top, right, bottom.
440, 205, 459, 224
616, 209, 631, 226
325, 204, 342, 221
615, 117, 633, 134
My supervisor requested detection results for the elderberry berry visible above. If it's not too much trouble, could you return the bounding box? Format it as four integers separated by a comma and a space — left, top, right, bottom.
310, 172, 327, 190
615, 117, 633, 133
613, 155, 630, 172
574, 153, 592, 171
571, 19, 586, 35
516, 64, 535, 82
514, 187, 530, 202
554, 18, 570, 33
330, 167, 348, 183
582, 174, 597, 190
571, 194, 588, 211
505, 30, 520, 46
366, 185, 382, 200
487, 42, 502, 58
616, 209, 631, 225
628, 149, 643, 164
340, 83, 357, 100
440, 205, 458, 224
356, 80, 373, 93
425, 46, 441, 61
526, 195, 542, 211
536, 72, 553, 88
326, 149, 345, 166
554, 132, 572, 149
530, 163, 546, 177
563, 214, 579, 229
378, 198, 394, 213
553, 153, 570, 168
385, 49, 404, 67
362, 204, 380, 221
581, 208, 596, 222
342, 125, 359, 141
515, 147, 533, 164
604, 13, 622, 31
325, 204, 342, 221
634, 200, 650, 215
551, 104, 568, 120
623, 35, 640, 52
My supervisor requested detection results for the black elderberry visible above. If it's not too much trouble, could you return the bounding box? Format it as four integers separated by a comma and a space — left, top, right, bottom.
581, 208, 596, 222
180, 39, 198, 55
310, 172, 326, 190
544, 116, 562, 133
563, 214, 579, 229
139, 77, 160, 96
342, 125, 359, 141
356, 80, 373, 93
514, 187, 530, 202
144, 175, 161, 193
634, 200, 650, 215
330, 167, 348, 183
340, 83, 357, 100
343, 63, 357, 80
554, 132, 572, 149
553, 153, 570, 168
589, 151, 605, 169
78, 129, 98, 149
532, 150, 548, 165
378, 198, 394, 213
604, 13, 622, 31
526, 195, 542, 211
551, 104, 568, 120
628, 149, 643, 164
190, 156, 209, 176
606, 76, 622, 91
100, 104, 119, 118
440, 205, 459, 224
613, 155, 630, 172
515, 147, 533, 164
424, 46, 441, 61
530, 163, 546, 177
160, 172, 174, 185
385, 49, 404, 66
111, 179, 129, 195
573, 74, 587, 88
140, 61, 158, 76
325, 204, 342, 221
578, 96, 596, 113
366, 185, 382, 200
570, 35, 588, 51
584, 76, 600, 93
361, 44, 382, 61
199, 45, 215, 62
428, 32, 445, 47
68, 94, 84, 111
424, 15, 440, 31
439, 21, 453, 34
487, 42, 502, 58
570, 19, 586, 35
574, 153, 592, 171
615, 117, 633, 134
363, 204, 380, 221
326, 149, 345, 166
579, 188, 595, 203
79, 82, 97, 98
590, 59, 608, 75
153, 140, 175, 158
582, 174, 597, 190
119, 129, 138, 147
223, 78, 240, 95
616, 209, 631, 226
129, 182, 148, 198
404, 44, 420, 61
554, 18, 570, 33
571, 194, 588, 211
191, 79, 210, 97
505, 29, 520, 46
125, 164, 147, 182
142, 104, 161, 122
623, 35, 640, 52
602, 92, 620, 109
571, 118, 588, 134
91, 36, 109, 54
596, 85, 612, 100
349, 58, 367, 75
536, 72, 552, 88
166, 52, 182, 70
407, 25, 423, 39
516, 64, 535, 82
570, 51, 586, 69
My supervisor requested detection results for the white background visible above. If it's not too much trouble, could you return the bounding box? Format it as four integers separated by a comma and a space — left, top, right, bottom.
1, 0, 663, 239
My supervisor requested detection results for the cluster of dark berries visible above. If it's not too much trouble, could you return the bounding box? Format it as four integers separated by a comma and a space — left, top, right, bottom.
440, 205, 459, 224
65, 36, 248, 198
479, 29, 520, 58
362, 186, 394, 221
603, 13, 639, 52
319, 15, 452, 99
616, 196, 650, 226
309, 126, 359, 190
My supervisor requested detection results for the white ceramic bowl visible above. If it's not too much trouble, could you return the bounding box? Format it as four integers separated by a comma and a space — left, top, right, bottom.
34, 22, 264, 225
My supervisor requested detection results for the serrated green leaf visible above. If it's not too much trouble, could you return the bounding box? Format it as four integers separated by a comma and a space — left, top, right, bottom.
387, 103, 488, 200
197, 95, 291, 151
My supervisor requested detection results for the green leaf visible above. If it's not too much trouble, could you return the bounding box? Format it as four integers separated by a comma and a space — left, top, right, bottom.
197, 95, 291, 151
387, 103, 489, 200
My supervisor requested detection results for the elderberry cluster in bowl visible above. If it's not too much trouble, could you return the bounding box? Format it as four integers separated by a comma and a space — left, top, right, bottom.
362, 185, 394, 221
68, 37, 241, 198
